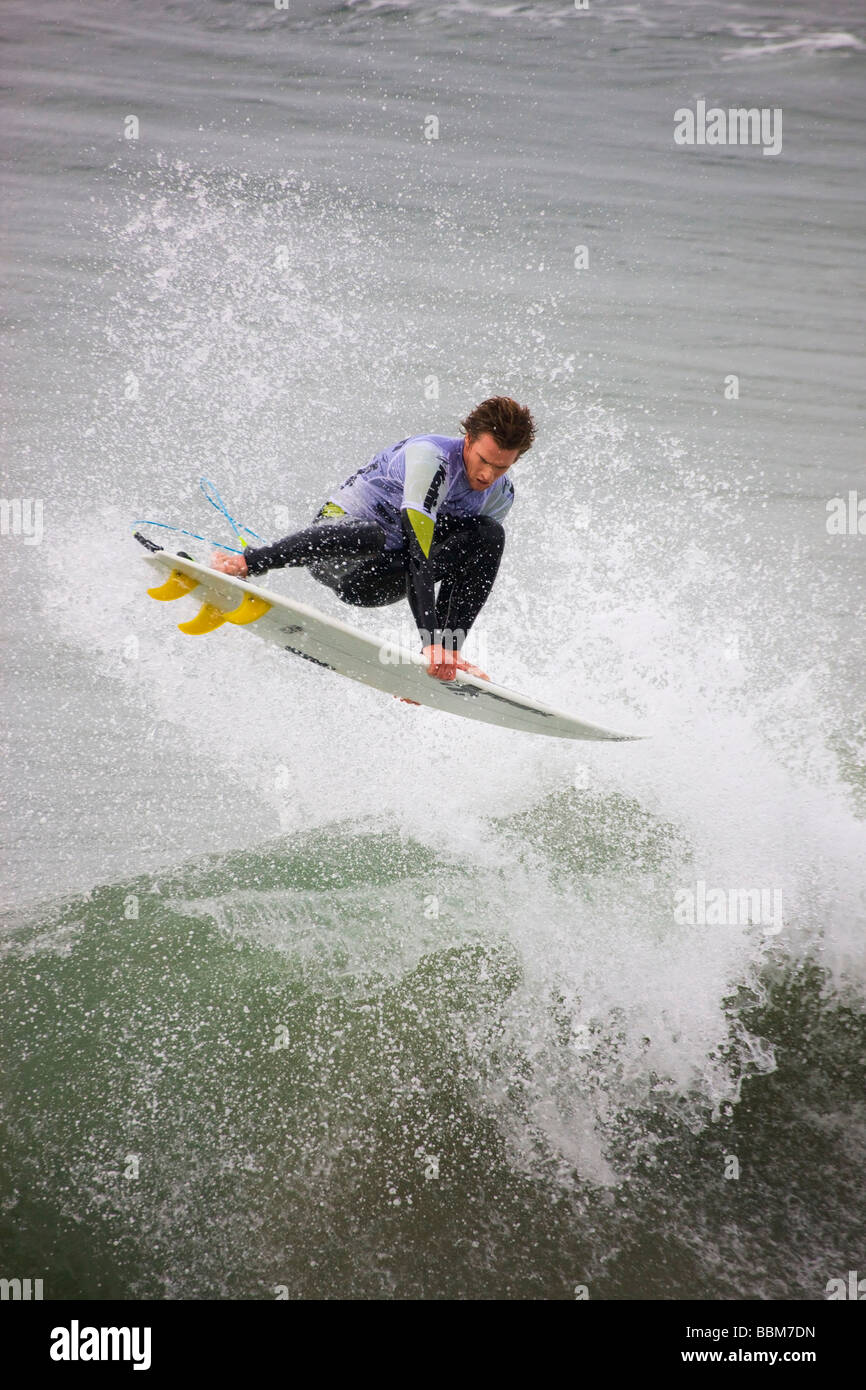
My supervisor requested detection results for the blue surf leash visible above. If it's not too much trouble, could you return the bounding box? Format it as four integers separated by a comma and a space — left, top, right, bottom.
198, 477, 265, 550
131, 477, 265, 554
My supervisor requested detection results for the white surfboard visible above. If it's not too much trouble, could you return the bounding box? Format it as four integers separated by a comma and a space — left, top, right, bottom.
139, 545, 645, 743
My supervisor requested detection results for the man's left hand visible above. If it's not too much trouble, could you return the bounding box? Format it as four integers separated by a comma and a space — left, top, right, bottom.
422, 645, 490, 682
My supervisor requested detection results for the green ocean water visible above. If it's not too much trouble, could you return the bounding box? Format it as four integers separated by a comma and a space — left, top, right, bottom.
3, 799, 864, 1300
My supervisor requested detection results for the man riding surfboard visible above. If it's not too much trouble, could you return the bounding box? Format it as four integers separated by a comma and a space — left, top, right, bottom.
211, 396, 536, 683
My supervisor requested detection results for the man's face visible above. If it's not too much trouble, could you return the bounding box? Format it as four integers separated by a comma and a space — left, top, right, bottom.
462, 432, 520, 491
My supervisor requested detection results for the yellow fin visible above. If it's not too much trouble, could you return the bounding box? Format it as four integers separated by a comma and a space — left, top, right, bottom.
178, 602, 227, 635
147, 570, 200, 602
223, 593, 272, 625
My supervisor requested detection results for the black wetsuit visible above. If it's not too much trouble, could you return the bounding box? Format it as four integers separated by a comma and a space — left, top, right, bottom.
243, 433, 512, 652
243, 509, 505, 653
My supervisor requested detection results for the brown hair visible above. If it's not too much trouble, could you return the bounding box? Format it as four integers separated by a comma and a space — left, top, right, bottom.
460, 396, 536, 456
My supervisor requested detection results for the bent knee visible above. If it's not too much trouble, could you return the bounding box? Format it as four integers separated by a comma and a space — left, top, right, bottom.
335, 585, 368, 606
355, 520, 388, 551
476, 516, 505, 549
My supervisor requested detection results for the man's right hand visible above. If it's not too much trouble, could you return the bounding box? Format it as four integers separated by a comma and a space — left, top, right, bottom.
211, 550, 248, 576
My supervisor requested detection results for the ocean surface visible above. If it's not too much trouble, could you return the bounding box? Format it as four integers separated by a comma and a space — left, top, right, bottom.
1, 0, 864, 1299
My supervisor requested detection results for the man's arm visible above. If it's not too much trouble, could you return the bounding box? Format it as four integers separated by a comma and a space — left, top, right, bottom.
400, 441, 502, 682
210, 537, 299, 577
400, 441, 449, 662
401, 510, 438, 648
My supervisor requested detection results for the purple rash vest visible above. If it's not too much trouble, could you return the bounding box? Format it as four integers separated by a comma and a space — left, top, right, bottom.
326, 434, 515, 552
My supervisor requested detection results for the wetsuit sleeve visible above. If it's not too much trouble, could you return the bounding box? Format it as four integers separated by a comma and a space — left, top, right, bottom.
400, 441, 449, 648
243, 539, 291, 576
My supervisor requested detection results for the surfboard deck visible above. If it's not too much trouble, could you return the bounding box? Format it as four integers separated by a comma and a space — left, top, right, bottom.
139, 544, 645, 742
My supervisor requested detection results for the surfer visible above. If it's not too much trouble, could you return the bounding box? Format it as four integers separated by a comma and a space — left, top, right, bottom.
211, 396, 535, 682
